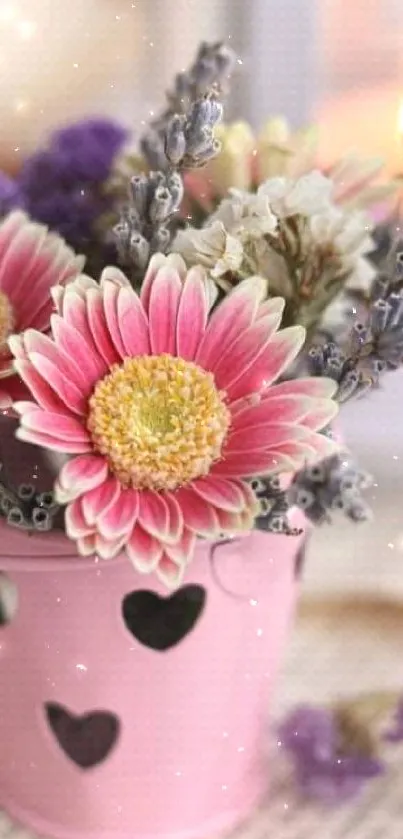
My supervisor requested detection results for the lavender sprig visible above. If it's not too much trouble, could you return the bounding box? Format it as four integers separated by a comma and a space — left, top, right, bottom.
0, 464, 60, 532
253, 453, 373, 532
164, 96, 223, 169
114, 170, 183, 273
309, 250, 403, 401
141, 41, 235, 170
252, 476, 302, 535
114, 44, 233, 280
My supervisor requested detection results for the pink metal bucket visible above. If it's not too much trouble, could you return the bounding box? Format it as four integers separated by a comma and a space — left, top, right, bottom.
0, 519, 304, 839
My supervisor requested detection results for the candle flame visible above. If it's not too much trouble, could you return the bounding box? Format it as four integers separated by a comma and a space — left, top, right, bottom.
398, 99, 403, 138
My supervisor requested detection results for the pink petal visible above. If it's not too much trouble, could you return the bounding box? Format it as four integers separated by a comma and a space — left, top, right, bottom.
51, 315, 107, 384
20, 410, 90, 444
8, 334, 26, 361
97, 488, 138, 540
16, 427, 90, 453
13, 401, 41, 415
86, 289, 121, 367
103, 281, 126, 359
238, 479, 260, 511
172, 487, 220, 537
0, 212, 26, 262
196, 277, 269, 371
81, 478, 120, 526
140, 253, 187, 314
268, 377, 338, 399
269, 440, 316, 466
117, 286, 150, 357
126, 524, 163, 572
100, 266, 132, 289
164, 528, 196, 564
23, 331, 90, 393
62, 290, 97, 350
0, 224, 45, 298
231, 396, 313, 431
13, 247, 70, 329
256, 297, 287, 320
212, 450, 290, 477
214, 508, 244, 531
23, 299, 56, 333
226, 422, 310, 454
163, 492, 184, 542
65, 498, 93, 539
137, 490, 170, 542
140, 254, 168, 314
192, 476, 246, 512
14, 360, 68, 414
148, 266, 182, 355
176, 267, 208, 361
77, 534, 97, 556
212, 313, 284, 392
27, 353, 87, 416
156, 554, 186, 588
95, 533, 127, 560
302, 430, 339, 460
298, 398, 338, 431
56, 455, 108, 502
226, 326, 305, 402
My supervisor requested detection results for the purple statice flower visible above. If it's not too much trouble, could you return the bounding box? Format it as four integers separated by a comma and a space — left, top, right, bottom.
0, 172, 21, 215
17, 118, 128, 255
278, 706, 384, 804
50, 118, 128, 183
383, 698, 403, 743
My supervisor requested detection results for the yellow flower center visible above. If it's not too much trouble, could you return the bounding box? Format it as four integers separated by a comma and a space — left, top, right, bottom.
87, 354, 231, 491
0, 291, 14, 355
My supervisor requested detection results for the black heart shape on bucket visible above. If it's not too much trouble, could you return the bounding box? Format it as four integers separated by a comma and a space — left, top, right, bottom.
45, 703, 120, 769
122, 584, 206, 651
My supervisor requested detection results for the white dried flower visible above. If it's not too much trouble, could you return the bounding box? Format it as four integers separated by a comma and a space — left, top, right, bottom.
309, 207, 376, 290
258, 170, 333, 217
174, 220, 244, 278
211, 189, 278, 238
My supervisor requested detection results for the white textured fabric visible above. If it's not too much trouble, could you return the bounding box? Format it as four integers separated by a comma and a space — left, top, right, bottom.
1, 596, 402, 838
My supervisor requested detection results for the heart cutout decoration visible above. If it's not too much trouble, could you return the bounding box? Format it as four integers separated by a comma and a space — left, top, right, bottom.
122, 584, 206, 651
45, 703, 120, 769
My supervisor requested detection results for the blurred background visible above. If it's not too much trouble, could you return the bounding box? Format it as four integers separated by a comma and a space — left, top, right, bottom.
1, 0, 403, 170
0, 0, 403, 598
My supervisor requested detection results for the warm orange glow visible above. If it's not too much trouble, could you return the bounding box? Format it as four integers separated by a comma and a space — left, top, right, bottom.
397, 99, 403, 139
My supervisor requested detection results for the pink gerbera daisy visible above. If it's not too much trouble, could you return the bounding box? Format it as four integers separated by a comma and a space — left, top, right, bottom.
0, 210, 83, 383
11, 254, 338, 586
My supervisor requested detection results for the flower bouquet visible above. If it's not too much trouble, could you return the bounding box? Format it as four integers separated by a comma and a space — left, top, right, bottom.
0, 41, 402, 839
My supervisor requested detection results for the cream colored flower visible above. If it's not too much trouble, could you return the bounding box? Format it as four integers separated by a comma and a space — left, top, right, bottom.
256, 117, 318, 181
258, 171, 333, 217
206, 121, 255, 193
309, 207, 375, 290
182, 116, 398, 218
212, 189, 278, 238
174, 221, 244, 279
